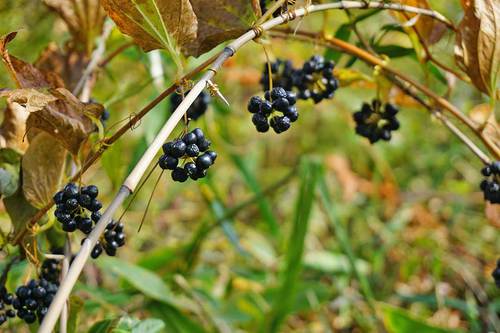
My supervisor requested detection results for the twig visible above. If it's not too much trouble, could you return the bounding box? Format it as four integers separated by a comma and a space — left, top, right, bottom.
38, 3, 457, 332
73, 20, 114, 97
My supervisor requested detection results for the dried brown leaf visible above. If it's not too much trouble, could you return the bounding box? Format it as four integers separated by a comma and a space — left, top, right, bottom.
455, 0, 500, 96
43, 0, 106, 54
0, 103, 30, 153
0, 89, 58, 113
1, 32, 61, 89
101, 0, 254, 57
393, 0, 447, 45
0, 33, 103, 154
22, 132, 66, 208
26, 88, 103, 155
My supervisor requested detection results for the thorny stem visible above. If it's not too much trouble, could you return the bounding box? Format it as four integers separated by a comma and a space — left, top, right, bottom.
271, 28, 499, 161
37, 2, 460, 332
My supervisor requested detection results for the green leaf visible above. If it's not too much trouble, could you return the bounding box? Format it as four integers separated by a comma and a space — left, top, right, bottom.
0, 163, 19, 197
3, 187, 39, 234
149, 302, 208, 333
231, 154, 278, 236
379, 303, 465, 333
131, 319, 165, 333
264, 159, 320, 333
0, 148, 21, 164
98, 257, 179, 306
68, 295, 84, 333
372, 45, 415, 58
88, 319, 116, 333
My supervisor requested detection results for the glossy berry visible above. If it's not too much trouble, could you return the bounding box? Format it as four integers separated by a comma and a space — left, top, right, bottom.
172, 167, 189, 182
159, 155, 178, 170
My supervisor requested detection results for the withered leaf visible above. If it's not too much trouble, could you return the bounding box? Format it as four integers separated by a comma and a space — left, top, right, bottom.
26, 88, 103, 155
0, 102, 30, 153
0, 89, 58, 113
43, 0, 106, 54
455, 0, 500, 96
101, 0, 254, 57
393, 0, 447, 45
1, 32, 62, 89
1, 32, 103, 154
22, 132, 67, 208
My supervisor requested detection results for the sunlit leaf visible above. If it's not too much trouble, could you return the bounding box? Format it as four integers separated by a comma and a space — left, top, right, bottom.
455, 0, 500, 96
101, 0, 255, 57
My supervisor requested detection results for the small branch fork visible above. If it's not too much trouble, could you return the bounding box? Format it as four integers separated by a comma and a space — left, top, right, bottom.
36, 2, 469, 332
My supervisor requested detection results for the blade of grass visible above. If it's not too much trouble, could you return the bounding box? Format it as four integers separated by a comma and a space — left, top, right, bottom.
230, 154, 279, 236
317, 174, 381, 330
263, 159, 320, 333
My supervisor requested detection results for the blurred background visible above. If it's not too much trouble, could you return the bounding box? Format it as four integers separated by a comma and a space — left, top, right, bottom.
0, 0, 499, 332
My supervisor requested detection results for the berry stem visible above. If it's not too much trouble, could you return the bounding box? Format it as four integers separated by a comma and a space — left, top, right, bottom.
39, 3, 456, 332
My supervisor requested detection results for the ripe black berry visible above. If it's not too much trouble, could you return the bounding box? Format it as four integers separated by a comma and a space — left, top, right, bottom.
480, 161, 500, 205
172, 167, 189, 182
159, 155, 178, 170
352, 100, 400, 144
159, 128, 217, 182
170, 90, 211, 120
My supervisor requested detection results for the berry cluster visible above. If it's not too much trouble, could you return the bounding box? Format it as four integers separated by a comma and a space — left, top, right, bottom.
353, 100, 400, 143
0, 287, 15, 326
54, 183, 102, 233
247, 87, 298, 134
480, 161, 500, 204
40, 250, 63, 284
54, 183, 126, 258
90, 220, 126, 258
170, 91, 211, 121
260, 59, 295, 91
293, 55, 339, 103
12, 279, 58, 324
492, 259, 500, 288
159, 128, 217, 182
